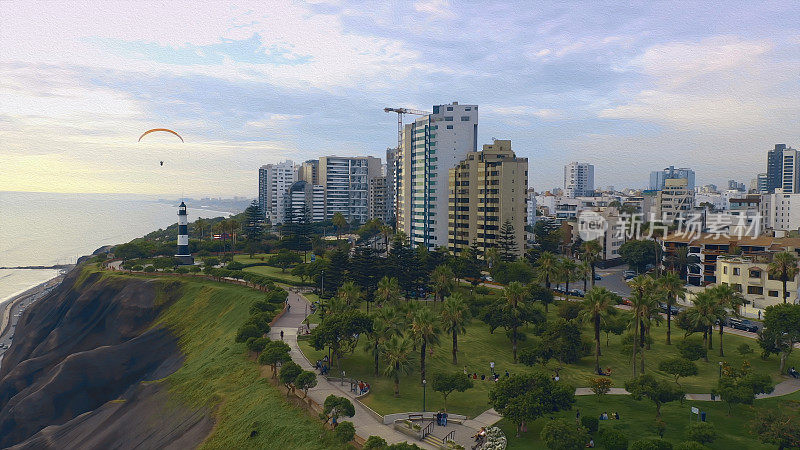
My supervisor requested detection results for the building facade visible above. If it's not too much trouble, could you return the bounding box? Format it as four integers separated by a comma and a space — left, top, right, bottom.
298, 160, 319, 185
385, 147, 398, 223
397, 102, 478, 249
767, 144, 788, 193
319, 156, 381, 224
649, 165, 695, 191
448, 140, 527, 257
716, 256, 799, 309
656, 178, 693, 223
368, 176, 390, 223
760, 189, 800, 234
563, 162, 594, 198
258, 160, 297, 225
284, 180, 325, 224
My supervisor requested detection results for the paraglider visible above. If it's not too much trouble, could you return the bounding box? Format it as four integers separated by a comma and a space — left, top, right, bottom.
138, 128, 184, 143
160, 161, 164, 166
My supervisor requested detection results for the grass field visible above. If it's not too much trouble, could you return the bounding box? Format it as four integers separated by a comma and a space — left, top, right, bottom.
109, 273, 348, 450
296, 296, 799, 420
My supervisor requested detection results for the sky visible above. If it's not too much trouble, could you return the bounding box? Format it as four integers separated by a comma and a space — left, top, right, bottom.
1, 1, 799, 196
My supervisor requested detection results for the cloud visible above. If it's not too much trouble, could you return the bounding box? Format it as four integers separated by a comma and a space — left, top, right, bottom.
413, 0, 456, 20
483, 105, 563, 119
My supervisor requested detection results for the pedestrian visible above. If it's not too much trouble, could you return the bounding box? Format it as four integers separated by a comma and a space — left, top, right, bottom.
464, 366, 468, 375
576, 409, 581, 422
505, 369, 509, 377
442, 412, 448, 426
490, 361, 495, 374
436, 411, 442, 426
280, 330, 284, 340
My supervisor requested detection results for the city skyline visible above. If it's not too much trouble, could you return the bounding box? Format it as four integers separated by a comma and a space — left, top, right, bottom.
2, 1, 799, 196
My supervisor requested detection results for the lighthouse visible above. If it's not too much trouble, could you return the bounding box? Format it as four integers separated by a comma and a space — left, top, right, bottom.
176, 201, 194, 264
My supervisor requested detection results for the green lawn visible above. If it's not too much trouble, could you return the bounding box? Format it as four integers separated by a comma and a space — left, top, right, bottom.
108, 272, 347, 450
242, 264, 304, 284
501, 390, 800, 449
296, 297, 799, 419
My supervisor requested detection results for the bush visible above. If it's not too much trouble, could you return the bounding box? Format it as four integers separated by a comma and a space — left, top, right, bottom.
364, 435, 387, 449
267, 289, 289, 304
581, 415, 599, 433
541, 418, 590, 449
246, 312, 273, 334
673, 442, 707, 450
227, 261, 245, 270
474, 285, 491, 295
235, 324, 262, 343
175, 266, 189, 274
558, 302, 583, 321
333, 421, 355, 443
588, 376, 613, 395
737, 343, 754, 355
629, 437, 673, 450
246, 337, 270, 353
131, 265, 144, 271
686, 422, 716, 445
189, 265, 201, 273
677, 339, 707, 361
250, 300, 277, 314
598, 426, 628, 450
143, 266, 156, 273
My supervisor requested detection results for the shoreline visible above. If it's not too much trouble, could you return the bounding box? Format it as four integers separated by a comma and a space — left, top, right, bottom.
0, 269, 70, 341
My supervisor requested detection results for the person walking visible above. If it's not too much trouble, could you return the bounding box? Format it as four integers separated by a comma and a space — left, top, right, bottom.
280, 330, 284, 341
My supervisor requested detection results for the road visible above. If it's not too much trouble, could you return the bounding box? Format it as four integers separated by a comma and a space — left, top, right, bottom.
0, 278, 61, 363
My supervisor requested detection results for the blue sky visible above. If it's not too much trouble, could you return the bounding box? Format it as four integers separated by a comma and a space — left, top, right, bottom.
1, 1, 798, 195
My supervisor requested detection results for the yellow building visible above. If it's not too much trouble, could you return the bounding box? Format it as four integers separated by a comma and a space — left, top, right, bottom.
715, 255, 799, 309
448, 140, 527, 257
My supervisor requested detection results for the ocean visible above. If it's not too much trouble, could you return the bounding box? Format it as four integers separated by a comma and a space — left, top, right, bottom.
0, 191, 237, 304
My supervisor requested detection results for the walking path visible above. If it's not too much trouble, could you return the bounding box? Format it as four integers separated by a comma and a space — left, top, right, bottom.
574, 377, 800, 400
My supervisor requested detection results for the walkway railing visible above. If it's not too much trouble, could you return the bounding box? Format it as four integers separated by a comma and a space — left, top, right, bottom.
421, 421, 434, 439
444, 429, 455, 443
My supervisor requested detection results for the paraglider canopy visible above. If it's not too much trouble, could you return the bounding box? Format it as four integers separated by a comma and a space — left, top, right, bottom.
138, 128, 184, 143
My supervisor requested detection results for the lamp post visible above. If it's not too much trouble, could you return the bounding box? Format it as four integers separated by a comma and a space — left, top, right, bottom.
718, 361, 723, 378
422, 379, 427, 412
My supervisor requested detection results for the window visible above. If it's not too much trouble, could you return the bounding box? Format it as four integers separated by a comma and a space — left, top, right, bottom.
733, 268, 740, 275
445, 116, 453, 121
433, 106, 440, 114
446, 125, 453, 129
723, 266, 727, 274
446, 106, 453, 111
768, 290, 779, 297
747, 286, 763, 295
749, 270, 761, 278
461, 116, 470, 121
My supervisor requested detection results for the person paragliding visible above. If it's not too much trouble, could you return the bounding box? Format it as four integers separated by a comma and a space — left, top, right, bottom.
138, 128, 183, 166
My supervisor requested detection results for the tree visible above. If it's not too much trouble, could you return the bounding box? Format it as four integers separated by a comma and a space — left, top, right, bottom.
411, 308, 441, 384
628, 275, 655, 375
677, 339, 707, 361
540, 418, 590, 450
333, 421, 355, 443
482, 281, 545, 363
332, 281, 363, 313
533, 219, 562, 253
686, 422, 716, 445
364, 435, 388, 450
332, 212, 347, 240
599, 427, 628, 450
580, 287, 618, 374
624, 374, 684, 419
715, 362, 774, 415
529, 284, 554, 313
558, 258, 578, 300
382, 335, 413, 397
497, 219, 518, 261
750, 409, 800, 450
684, 289, 725, 361
488, 372, 575, 437
581, 240, 602, 287
270, 250, 302, 272
363, 314, 393, 377
375, 276, 401, 307
601, 313, 627, 347
243, 200, 265, 256
258, 340, 292, 378
279, 361, 302, 395
536, 252, 560, 299
588, 376, 612, 395
629, 438, 673, 450
431, 372, 474, 411
658, 358, 698, 386
430, 265, 455, 304
294, 370, 318, 397
768, 251, 799, 303
519, 318, 584, 367
708, 283, 744, 356
759, 303, 800, 373
323, 394, 355, 424
619, 240, 657, 274
441, 293, 471, 364
657, 272, 686, 345
309, 311, 372, 372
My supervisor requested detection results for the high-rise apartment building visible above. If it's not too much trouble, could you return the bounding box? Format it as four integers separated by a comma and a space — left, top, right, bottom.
656, 178, 693, 223
564, 162, 594, 198
284, 180, 325, 223
368, 176, 390, 223
385, 147, 399, 223
397, 102, 478, 249
258, 160, 297, 225
767, 144, 788, 193
298, 160, 319, 185
780, 147, 799, 194
319, 156, 381, 224
649, 166, 695, 191
448, 140, 527, 257
756, 173, 769, 193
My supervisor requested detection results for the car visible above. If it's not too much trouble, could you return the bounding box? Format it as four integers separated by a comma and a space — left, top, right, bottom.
728, 318, 759, 332
623, 272, 636, 280
658, 303, 681, 315
570, 289, 585, 297
593, 274, 602, 280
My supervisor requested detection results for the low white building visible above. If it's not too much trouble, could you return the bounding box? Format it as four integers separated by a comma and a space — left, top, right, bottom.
761, 189, 800, 235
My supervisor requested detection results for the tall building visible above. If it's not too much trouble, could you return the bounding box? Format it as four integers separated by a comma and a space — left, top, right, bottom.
284, 180, 325, 223
319, 156, 381, 224
656, 178, 693, 223
258, 160, 297, 225
649, 166, 695, 191
780, 147, 800, 194
368, 176, 390, 223
563, 162, 594, 198
385, 147, 399, 224
756, 173, 769, 193
397, 102, 478, 249
767, 144, 787, 193
298, 160, 319, 185
448, 139, 527, 257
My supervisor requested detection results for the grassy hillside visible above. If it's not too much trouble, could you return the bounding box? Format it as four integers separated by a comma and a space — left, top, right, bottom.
115, 273, 349, 450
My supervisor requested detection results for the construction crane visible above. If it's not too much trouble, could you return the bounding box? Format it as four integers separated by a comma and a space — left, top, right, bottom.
384, 107, 429, 153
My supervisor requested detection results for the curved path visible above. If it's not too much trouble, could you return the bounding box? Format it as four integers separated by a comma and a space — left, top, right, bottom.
575, 377, 800, 401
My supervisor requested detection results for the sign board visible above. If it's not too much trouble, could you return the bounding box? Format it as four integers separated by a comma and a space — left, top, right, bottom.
691, 407, 699, 414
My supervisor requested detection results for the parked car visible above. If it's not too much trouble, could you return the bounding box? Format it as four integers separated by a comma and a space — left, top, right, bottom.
658, 303, 681, 315
593, 274, 603, 280
570, 289, 585, 297
728, 318, 759, 332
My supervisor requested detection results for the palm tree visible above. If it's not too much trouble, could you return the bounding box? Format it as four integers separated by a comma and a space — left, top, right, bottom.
382, 335, 413, 397
431, 265, 455, 305
578, 260, 591, 291
441, 293, 471, 365
411, 308, 441, 384
194, 218, 207, 240
581, 287, 617, 374
657, 272, 686, 345
484, 247, 500, 269
559, 258, 578, 299
581, 240, 602, 287
709, 284, 744, 357
380, 225, 393, 255
768, 252, 799, 303
375, 276, 401, 308
685, 289, 726, 361
628, 275, 654, 376
332, 281, 363, 313
332, 212, 347, 241
364, 316, 392, 376
536, 252, 559, 311
503, 281, 527, 363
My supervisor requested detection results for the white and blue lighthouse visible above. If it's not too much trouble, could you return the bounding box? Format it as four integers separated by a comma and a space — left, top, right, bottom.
176, 201, 194, 264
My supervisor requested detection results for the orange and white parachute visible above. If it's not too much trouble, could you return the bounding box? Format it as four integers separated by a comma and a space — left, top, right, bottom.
138, 128, 184, 143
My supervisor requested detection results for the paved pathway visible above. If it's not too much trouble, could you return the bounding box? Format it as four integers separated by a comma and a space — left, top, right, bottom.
270, 288, 437, 449
575, 378, 800, 401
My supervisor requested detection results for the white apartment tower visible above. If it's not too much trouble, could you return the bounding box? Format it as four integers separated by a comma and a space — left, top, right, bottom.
258, 160, 297, 225
397, 102, 478, 249
564, 162, 594, 198
319, 156, 382, 224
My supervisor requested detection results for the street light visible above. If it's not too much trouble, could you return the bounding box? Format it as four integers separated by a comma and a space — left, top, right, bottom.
422, 379, 427, 412
718, 361, 723, 378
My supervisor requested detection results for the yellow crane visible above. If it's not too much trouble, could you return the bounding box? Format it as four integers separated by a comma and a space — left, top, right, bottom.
383, 107, 429, 152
